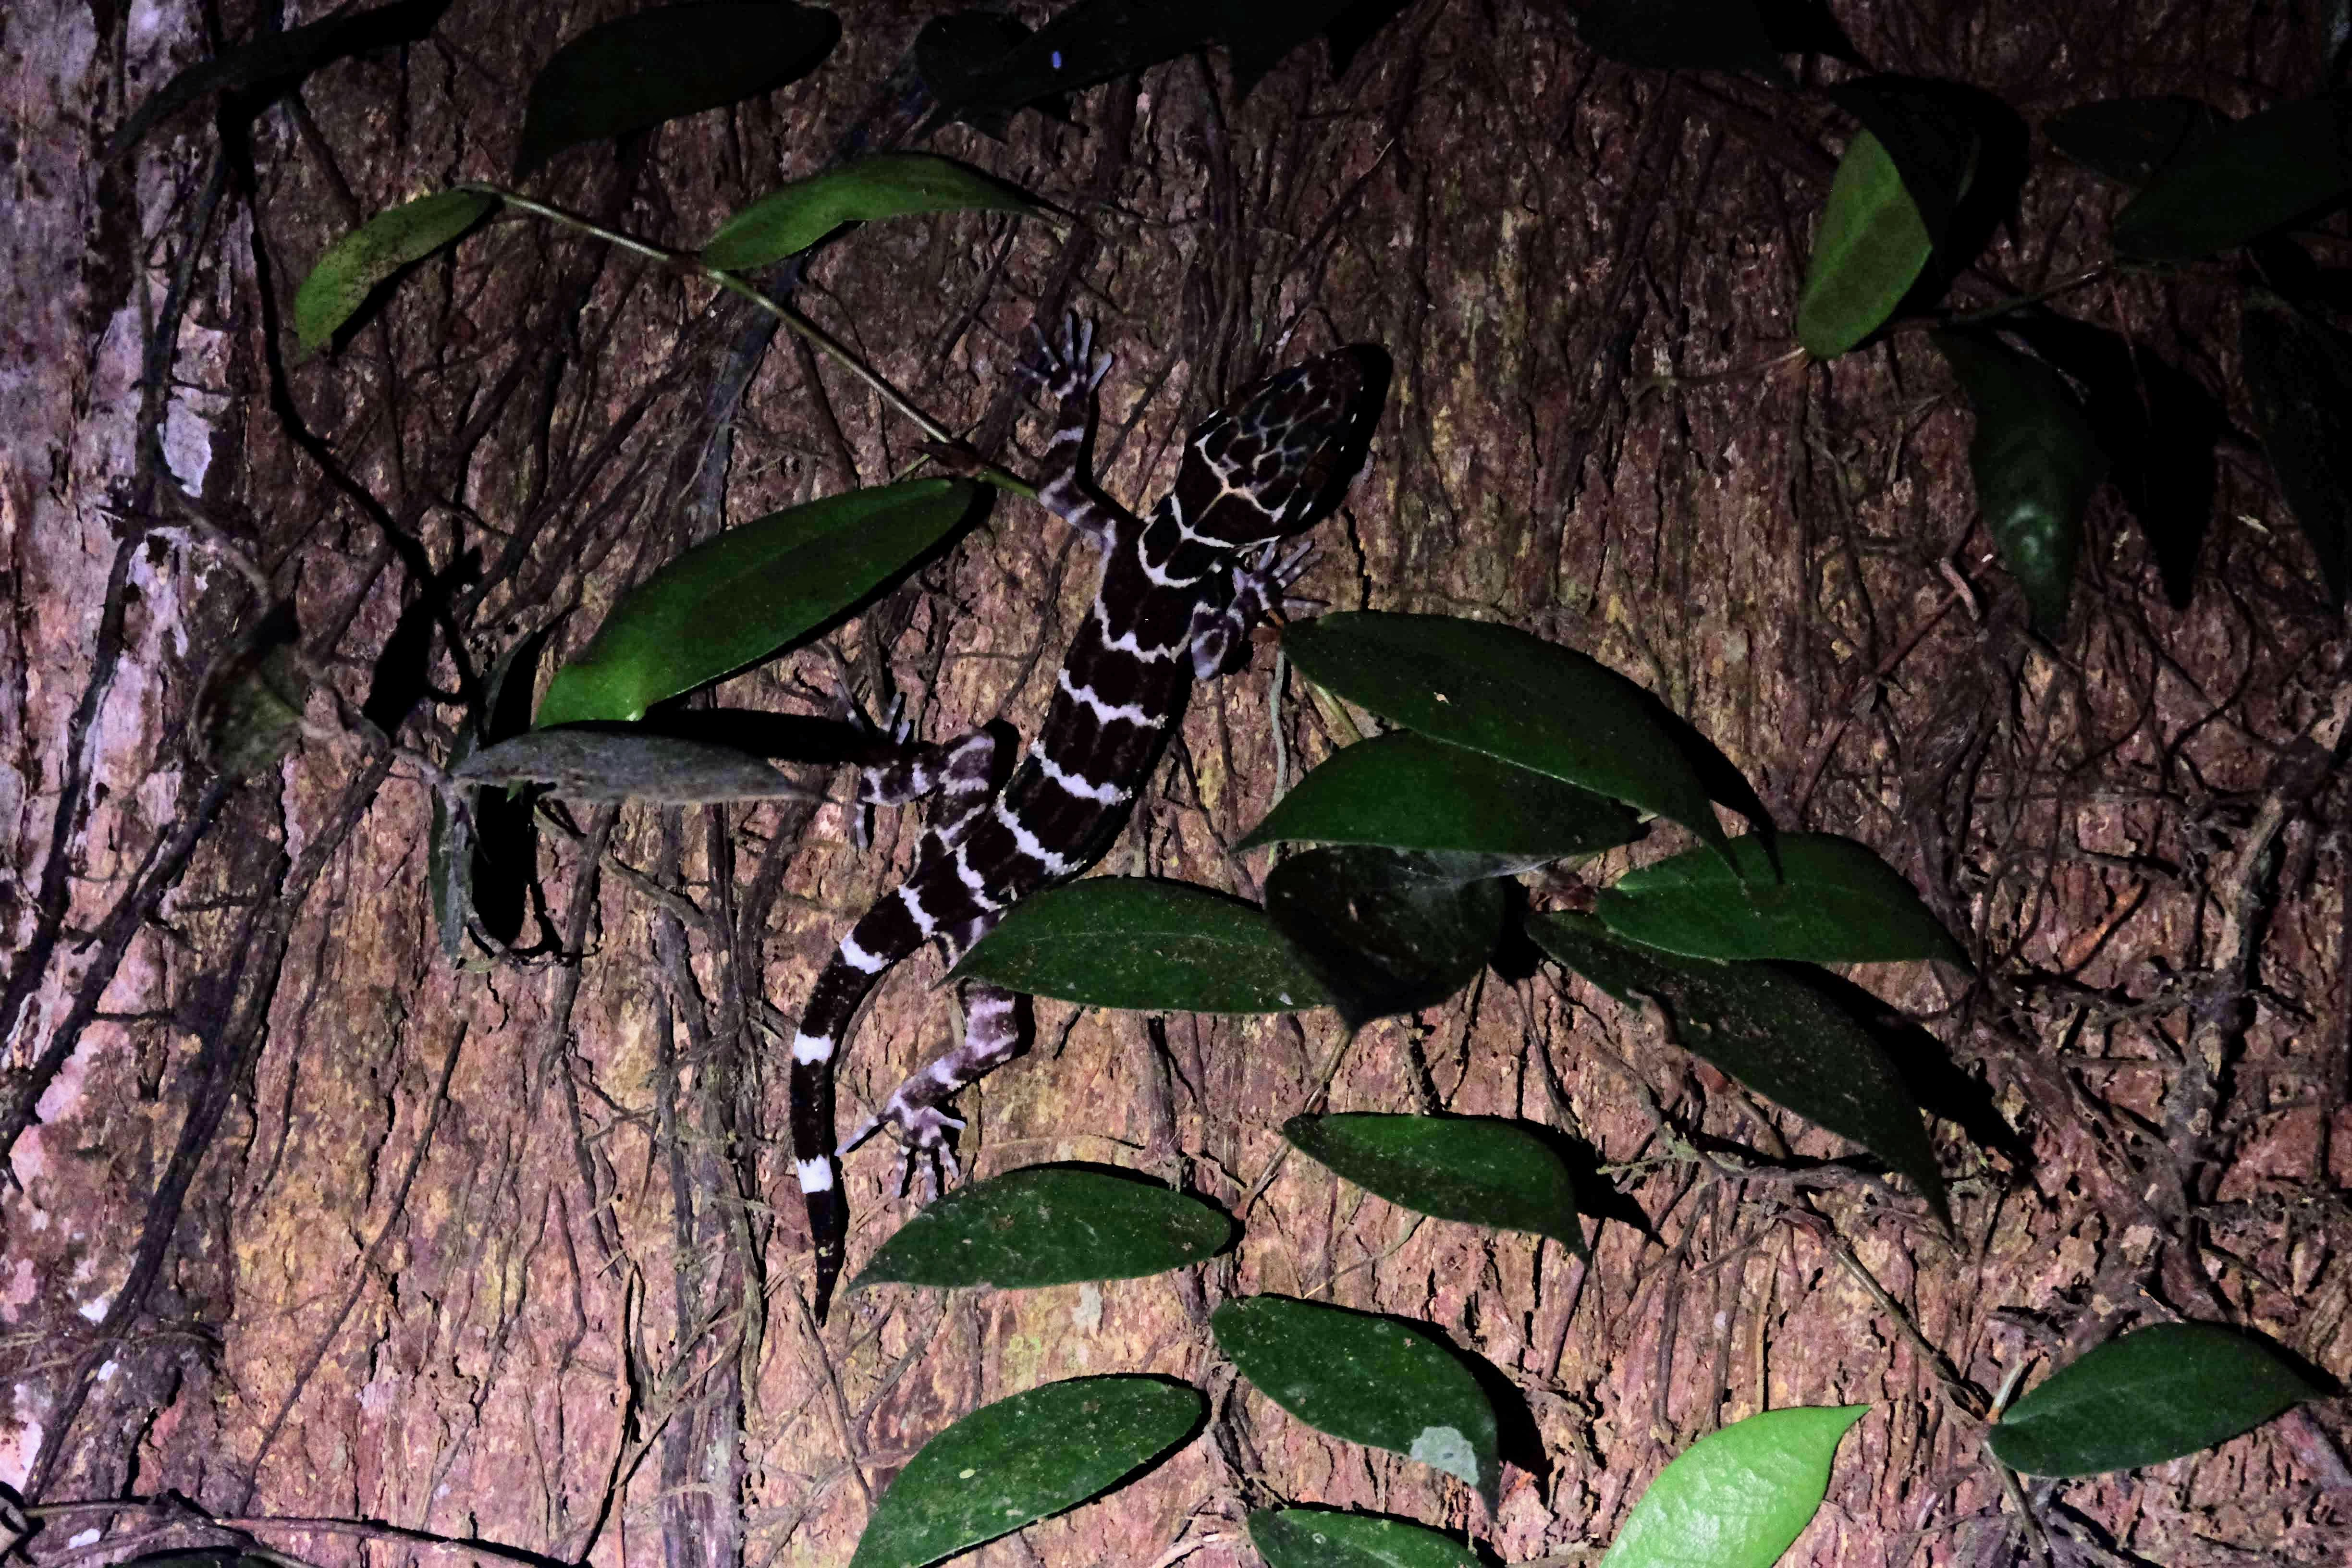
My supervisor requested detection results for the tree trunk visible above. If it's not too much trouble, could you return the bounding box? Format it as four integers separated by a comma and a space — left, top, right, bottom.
3, 1, 2346, 1564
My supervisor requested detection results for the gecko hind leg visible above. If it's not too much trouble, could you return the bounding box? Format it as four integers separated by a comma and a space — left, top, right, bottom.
841, 914, 1031, 1200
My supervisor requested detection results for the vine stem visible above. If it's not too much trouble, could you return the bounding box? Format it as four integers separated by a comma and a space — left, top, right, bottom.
456, 182, 1039, 500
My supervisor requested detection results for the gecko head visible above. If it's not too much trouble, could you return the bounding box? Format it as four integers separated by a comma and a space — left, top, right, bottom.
1173, 343, 1391, 551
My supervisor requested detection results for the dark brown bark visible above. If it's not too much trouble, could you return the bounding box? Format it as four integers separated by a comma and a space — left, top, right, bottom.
2, 0, 2346, 1564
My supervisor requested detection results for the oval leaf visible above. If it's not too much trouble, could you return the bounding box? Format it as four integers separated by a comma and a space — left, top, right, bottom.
1282, 613, 1730, 865
454, 727, 813, 804
854, 1164, 1235, 1293
2045, 96, 2226, 187
2114, 90, 2352, 262
537, 478, 978, 726
1796, 128, 1933, 358
1264, 847, 1506, 1029
1528, 913, 1948, 1223
2241, 290, 2352, 607
111, 0, 453, 157
1249, 1509, 1484, 1568
516, 1, 839, 177
702, 152, 1042, 271
1933, 330, 2106, 636
1284, 1113, 1583, 1253
1986, 1322, 2315, 1477
1602, 1406, 1868, 1568
954, 878, 1332, 1013
1573, 0, 1789, 80
1241, 732, 1642, 859
1212, 1295, 1501, 1506
847, 1375, 1203, 1568
1596, 833, 1969, 967
294, 189, 495, 354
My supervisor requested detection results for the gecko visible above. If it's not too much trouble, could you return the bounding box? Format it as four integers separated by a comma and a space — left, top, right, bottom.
789, 314, 1389, 1321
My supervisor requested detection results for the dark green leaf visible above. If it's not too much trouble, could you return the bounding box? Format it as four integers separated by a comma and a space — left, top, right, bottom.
516, 2, 839, 177
855, 1164, 1234, 1293
1987, 1323, 2315, 1477
1264, 847, 1505, 1029
196, 604, 309, 780
1528, 913, 1949, 1222
294, 190, 496, 355
2044, 96, 2227, 186
2240, 290, 2352, 606
455, 728, 813, 804
913, 11, 1060, 139
2114, 91, 2352, 262
1826, 77, 1986, 250
1225, 0, 1379, 96
1212, 1296, 1501, 1506
537, 478, 979, 726
926, 0, 1228, 125
1596, 833, 1970, 967
954, 878, 1332, 1013
1284, 1113, 1583, 1252
1933, 330, 2105, 635
111, 0, 453, 157
2002, 312, 2219, 611
701, 153, 1042, 271
1601, 1406, 1867, 1568
1796, 129, 1934, 358
1240, 732, 1642, 860
1249, 1509, 1483, 1568
1573, 0, 1788, 82
847, 1375, 1203, 1568
1282, 613, 1731, 865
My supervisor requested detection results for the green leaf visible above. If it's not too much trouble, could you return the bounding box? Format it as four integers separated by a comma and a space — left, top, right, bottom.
1282, 613, 1731, 866
854, 1165, 1235, 1293
1240, 732, 1642, 860
1212, 1296, 1501, 1506
1248, 1509, 1484, 1568
913, 11, 1064, 139
2240, 290, 2352, 607
701, 153, 1042, 271
1601, 1406, 1868, 1568
924, 0, 1226, 125
1986, 1323, 2315, 1477
536, 478, 979, 726
111, 0, 453, 157
955, 878, 1331, 1013
1528, 914, 1948, 1223
294, 189, 496, 355
1825, 77, 1988, 252
1933, 330, 2105, 636
847, 1375, 1203, 1568
454, 727, 814, 804
195, 605, 309, 780
2113, 91, 2352, 262
1573, 0, 1788, 82
2044, 96, 2227, 186
515, 1, 839, 177
1284, 1113, 1583, 1252
1264, 847, 1506, 1029
1796, 129, 1934, 358
1596, 833, 1969, 967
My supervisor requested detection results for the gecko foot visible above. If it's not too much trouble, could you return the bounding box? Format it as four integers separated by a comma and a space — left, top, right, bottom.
1017, 310, 1112, 405
841, 1099, 967, 1202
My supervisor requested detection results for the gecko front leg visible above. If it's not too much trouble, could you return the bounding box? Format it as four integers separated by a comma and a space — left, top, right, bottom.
1019, 311, 1126, 546
1188, 539, 1318, 679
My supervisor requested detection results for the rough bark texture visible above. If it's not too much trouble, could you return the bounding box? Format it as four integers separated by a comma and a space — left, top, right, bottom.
3, 1, 2348, 1566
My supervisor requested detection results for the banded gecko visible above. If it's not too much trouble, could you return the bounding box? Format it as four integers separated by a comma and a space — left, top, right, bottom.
790, 315, 1389, 1321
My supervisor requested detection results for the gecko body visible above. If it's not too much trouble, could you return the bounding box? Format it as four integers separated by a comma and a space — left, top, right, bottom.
790, 317, 1388, 1320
